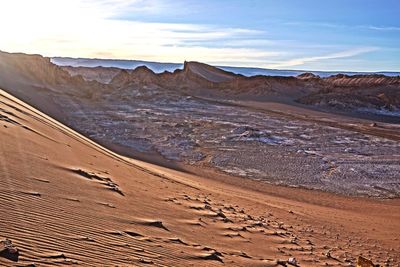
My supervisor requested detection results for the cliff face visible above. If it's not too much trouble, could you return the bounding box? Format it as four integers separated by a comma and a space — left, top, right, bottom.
323, 74, 400, 88
0, 51, 81, 87
110, 66, 159, 88
62, 66, 121, 84
299, 75, 400, 110
0, 51, 108, 96
0, 51, 110, 122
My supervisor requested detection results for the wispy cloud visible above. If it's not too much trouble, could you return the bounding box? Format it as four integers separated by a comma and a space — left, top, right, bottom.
82, 0, 197, 18
268, 47, 379, 68
366, 25, 400, 31
284, 21, 400, 32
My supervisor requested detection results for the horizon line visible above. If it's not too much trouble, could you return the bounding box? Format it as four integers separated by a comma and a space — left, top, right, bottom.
2, 49, 400, 74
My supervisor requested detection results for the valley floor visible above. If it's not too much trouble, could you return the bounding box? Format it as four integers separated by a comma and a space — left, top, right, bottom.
55, 89, 400, 198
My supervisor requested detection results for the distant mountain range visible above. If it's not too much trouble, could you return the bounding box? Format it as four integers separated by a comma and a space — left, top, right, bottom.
51, 57, 400, 77
0, 51, 398, 121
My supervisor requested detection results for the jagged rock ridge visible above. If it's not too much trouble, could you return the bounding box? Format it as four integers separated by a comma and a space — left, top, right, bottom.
1, 51, 399, 114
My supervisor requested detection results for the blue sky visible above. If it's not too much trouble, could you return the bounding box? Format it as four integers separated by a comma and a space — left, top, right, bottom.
0, 0, 399, 71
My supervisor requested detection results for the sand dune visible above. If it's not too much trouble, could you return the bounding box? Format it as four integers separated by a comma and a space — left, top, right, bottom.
1, 89, 400, 266
183, 61, 237, 83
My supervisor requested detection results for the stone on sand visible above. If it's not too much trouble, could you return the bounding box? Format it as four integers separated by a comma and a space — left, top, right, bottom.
0, 239, 19, 262
357, 256, 375, 267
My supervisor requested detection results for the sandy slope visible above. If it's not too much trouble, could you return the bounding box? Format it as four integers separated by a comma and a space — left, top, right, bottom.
1, 90, 400, 267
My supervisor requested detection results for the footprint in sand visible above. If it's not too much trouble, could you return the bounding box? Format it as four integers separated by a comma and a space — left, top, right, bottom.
166, 238, 189, 246
20, 191, 41, 197
196, 250, 224, 263
96, 202, 115, 208
32, 177, 50, 183
131, 219, 169, 231
68, 168, 125, 196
